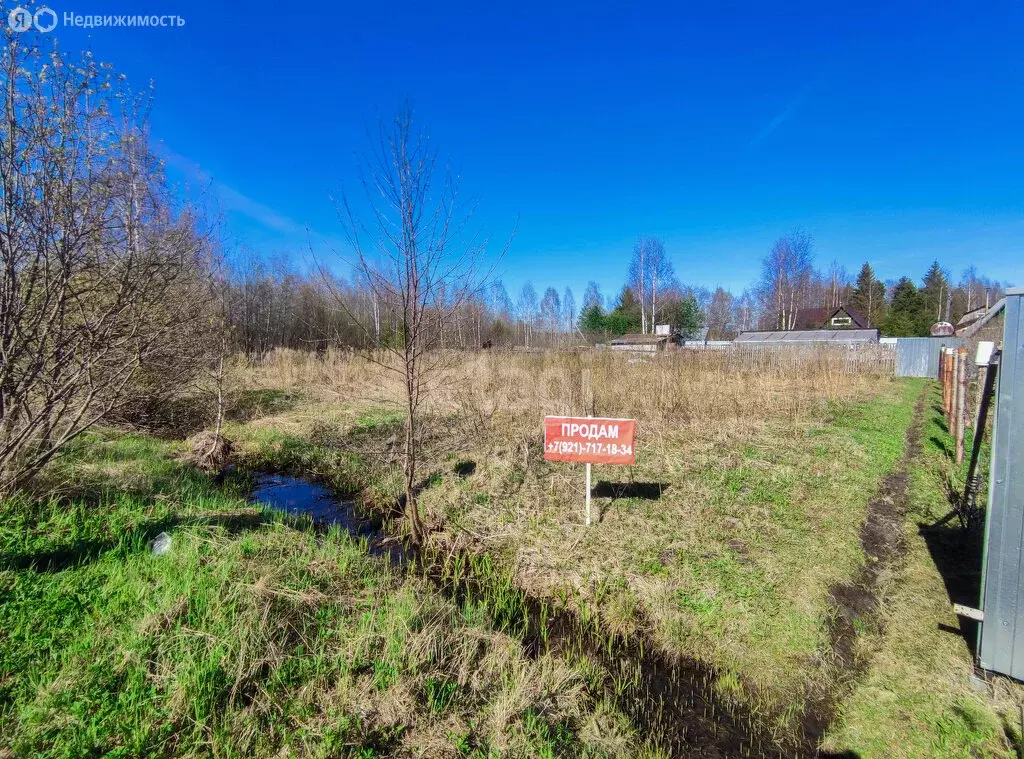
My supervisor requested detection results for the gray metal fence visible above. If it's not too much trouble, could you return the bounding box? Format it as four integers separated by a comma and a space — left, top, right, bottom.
978, 288, 1024, 678
895, 336, 964, 377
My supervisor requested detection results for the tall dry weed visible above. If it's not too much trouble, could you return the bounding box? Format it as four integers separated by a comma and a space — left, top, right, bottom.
246, 346, 893, 448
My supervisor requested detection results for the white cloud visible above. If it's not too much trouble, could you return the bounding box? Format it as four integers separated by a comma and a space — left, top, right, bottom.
159, 146, 307, 236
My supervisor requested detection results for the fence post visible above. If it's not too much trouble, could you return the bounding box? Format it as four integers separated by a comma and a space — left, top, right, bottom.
955, 347, 969, 465
948, 348, 956, 422
951, 349, 960, 455
942, 349, 951, 418
976, 363, 988, 429
945, 349, 953, 421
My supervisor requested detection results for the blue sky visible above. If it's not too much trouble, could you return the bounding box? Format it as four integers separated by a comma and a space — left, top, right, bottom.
53, 0, 1023, 300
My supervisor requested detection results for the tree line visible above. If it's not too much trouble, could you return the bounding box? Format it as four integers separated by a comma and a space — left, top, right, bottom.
220, 229, 1008, 355
0, 29, 220, 493
750, 229, 1005, 337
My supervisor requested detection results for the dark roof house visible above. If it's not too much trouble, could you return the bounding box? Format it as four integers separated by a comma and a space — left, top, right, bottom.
793, 306, 869, 330
792, 308, 829, 330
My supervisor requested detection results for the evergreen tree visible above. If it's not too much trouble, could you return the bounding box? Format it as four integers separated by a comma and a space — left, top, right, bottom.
884, 277, 930, 336
659, 294, 705, 338
604, 286, 643, 335
578, 303, 605, 333
849, 262, 887, 327
921, 260, 950, 324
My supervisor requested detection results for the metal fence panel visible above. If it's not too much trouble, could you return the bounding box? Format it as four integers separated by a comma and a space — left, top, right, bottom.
895, 337, 963, 377
979, 289, 1024, 678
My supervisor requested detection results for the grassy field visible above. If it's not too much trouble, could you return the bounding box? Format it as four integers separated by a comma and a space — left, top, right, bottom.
227, 351, 921, 735
0, 434, 651, 758
822, 386, 1020, 758
1, 349, 1019, 757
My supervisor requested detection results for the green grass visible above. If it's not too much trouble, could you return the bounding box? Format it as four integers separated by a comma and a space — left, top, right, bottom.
0, 434, 643, 758
822, 384, 1019, 758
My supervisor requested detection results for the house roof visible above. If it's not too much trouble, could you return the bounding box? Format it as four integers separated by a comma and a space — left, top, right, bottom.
836, 306, 869, 329
958, 298, 1006, 338
957, 306, 988, 328
791, 305, 869, 330
793, 308, 829, 330
735, 329, 879, 344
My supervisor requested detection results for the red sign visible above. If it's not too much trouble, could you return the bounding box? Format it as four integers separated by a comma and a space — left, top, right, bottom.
544, 416, 636, 465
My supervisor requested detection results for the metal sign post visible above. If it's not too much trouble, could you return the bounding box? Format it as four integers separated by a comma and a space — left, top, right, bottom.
585, 462, 592, 526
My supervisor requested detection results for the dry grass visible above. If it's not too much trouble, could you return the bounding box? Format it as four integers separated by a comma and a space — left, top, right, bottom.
13, 345, 1009, 758
246, 346, 891, 432
229, 348, 913, 736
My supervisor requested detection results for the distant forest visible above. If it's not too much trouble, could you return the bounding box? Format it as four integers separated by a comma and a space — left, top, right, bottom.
225, 230, 1008, 354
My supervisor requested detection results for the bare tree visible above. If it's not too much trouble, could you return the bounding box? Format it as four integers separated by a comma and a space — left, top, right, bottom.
325, 105, 499, 544
0, 31, 214, 492
562, 287, 576, 332
758, 230, 815, 330
629, 237, 649, 333
706, 287, 734, 339
582, 281, 603, 311
628, 236, 675, 333
538, 287, 561, 333
518, 282, 538, 348
733, 289, 758, 333
826, 259, 850, 309
960, 266, 984, 313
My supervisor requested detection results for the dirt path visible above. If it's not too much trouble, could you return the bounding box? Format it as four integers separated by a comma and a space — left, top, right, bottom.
800, 387, 927, 750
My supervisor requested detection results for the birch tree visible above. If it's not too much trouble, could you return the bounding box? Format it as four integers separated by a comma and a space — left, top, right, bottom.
326, 104, 496, 544
758, 231, 815, 330
628, 236, 674, 332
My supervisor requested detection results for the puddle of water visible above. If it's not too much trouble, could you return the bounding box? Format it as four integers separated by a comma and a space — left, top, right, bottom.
249, 473, 405, 561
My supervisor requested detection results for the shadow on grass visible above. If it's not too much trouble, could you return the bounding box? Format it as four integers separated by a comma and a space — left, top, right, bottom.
0, 512, 267, 573
929, 435, 954, 459
227, 388, 304, 423
591, 481, 669, 500
931, 403, 949, 433
453, 460, 476, 478
1000, 712, 1024, 759
918, 520, 984, 655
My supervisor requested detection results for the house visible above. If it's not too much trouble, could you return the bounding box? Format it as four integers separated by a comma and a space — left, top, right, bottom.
956, 306, 988, 332
792, 305, 870, 330
607, 333, 675, 353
